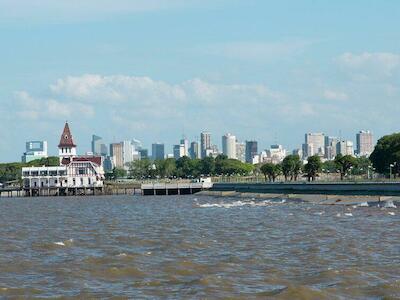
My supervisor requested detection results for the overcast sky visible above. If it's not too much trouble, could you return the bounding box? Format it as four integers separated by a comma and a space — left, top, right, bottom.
0, 0, 399, 161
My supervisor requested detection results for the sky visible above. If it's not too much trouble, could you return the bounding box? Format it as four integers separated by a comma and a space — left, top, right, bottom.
0, 0, 399, 161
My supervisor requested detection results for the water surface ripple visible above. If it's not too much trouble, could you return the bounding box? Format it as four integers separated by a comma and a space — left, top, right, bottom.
0, 195, 399, 299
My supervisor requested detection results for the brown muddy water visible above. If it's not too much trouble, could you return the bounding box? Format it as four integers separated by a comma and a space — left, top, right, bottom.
0, 195, 399, 299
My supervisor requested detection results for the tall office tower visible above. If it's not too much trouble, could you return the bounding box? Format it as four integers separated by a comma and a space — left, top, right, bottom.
138, 149, 148, 160
122, 140, 134, 167
337, 140, 354, 156
304, 133, 325, 158
110, 142, 124, 168
236, 142, 246, 162
245, 140, 258, 163
152, 143, 165, 160
324, 136, 339, 160
190, 141, 200, 159
356, 130, 374, 157
91, 135, 103, 155
222, 133, 237, 159
173, 144, 185, 160
22, 141, 48, 163
100, 144, 108, 156
180, 138, 189, 157
200, 132, 211, 158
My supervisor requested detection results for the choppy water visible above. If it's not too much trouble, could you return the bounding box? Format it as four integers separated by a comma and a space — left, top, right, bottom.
0, 195, 399, 299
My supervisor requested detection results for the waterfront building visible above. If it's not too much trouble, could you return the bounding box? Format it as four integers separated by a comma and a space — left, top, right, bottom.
303, 133, 325, 158
356, 130, 374, 157
110, 142, 124, 168
245, 140, 258, 163
22, 122, 105, 196
21, 141, 48, 163
152, 143, 165, 160
222, 133, 237, 159
337, 140, 355, 156
189, 141, 200, 159
236, 142, 246, 162
200, 132, 211, 158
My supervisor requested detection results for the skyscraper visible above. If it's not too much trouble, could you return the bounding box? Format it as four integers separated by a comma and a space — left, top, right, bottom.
236, 142, 246, 162
180, 138, 189, 157
222, 133, 237, 159
152, 143, 165, 160
245, 140, 258, 163
303, 133, 325, 158
110, 143, 123, 168
190, 141, 200, 159
324, 136, 339, 160
91, 135, 103, 155
356, 130, 374, 157
173, 144, 185, 160
337, 140, 354, 156
122, 140, 134, 167
200, 132, 211, 158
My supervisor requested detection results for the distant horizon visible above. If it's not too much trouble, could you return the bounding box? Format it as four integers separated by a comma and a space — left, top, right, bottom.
1, 0, 399, 161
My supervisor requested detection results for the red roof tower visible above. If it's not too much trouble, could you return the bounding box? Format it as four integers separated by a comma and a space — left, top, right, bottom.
58, 122, 76, 148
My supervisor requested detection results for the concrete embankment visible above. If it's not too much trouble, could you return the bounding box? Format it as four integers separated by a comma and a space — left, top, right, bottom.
199, 182, 400, 206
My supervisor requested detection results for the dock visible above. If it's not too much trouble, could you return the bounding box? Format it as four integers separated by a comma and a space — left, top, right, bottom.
141, 182, 212, 196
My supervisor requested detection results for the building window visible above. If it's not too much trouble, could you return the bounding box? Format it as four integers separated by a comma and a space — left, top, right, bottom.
73, 178, 76, 186
55, 179, 58, 184
81, 178, 84, 185
88, 178, 91, 185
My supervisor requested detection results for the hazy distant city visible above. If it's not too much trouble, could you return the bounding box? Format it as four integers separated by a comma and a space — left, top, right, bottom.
22, 128, 374, 172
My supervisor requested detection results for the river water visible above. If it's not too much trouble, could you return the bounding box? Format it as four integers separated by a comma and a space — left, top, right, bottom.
0, 195, 399, 299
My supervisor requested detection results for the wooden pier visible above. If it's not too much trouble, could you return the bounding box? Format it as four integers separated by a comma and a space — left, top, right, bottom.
141, 182, 211, 196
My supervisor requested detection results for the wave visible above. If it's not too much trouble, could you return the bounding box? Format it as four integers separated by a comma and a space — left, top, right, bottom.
384, 200, 397, 208
196, 199, 287, 208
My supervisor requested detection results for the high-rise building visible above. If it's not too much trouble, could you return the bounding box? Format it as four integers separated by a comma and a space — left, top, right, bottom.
222, 133, 237, 159
190, 141, 200, 159
245, 140, 258, 163
337, 140, 354, 156
22, 141, 48, 163
122, 140, 134, 168
110, 143, 123, 168
138, 149, 148, 160
324, 136, 339, 160
180, 138, 189, 157
91, 135, 102, 155
303, 133, 325, 158
173, 144, 185, 160
356, 130, 374, 157
200, 132, 211, 158
152, 143, 165, 160
236, 142, 246, 162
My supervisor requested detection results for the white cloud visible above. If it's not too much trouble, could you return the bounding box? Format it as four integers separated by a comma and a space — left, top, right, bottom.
323, 89, 348, 101
337, 52, 400, 77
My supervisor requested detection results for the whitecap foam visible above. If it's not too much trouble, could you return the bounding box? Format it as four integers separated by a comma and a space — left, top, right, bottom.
344, 213, 353, 217
116, 253, 127, 257
388, 212, 396, 216
358, 202, 369, 207
54, 241, 65, 246
197, 199, 277, 209
384, 200, 397, 208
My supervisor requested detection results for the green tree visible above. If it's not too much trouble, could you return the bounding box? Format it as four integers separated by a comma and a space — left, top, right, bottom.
200, 156, 215, 176
260, 163, 282, 182
112, 167, 127, 179
176, 156, 193, 178
128, 159, 152, 179
281, 155, 302, 181
370, 133, 400, 176
303, 155, 322, 182
155, 158, 176, 178
334, 154, 358, 180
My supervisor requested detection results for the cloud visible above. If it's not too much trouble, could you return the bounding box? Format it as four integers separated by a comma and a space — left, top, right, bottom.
337, 52, 400, 78
323, 89, 348, 101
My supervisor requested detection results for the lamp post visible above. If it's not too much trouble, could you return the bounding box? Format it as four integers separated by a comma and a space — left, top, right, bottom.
390, 162, 397, 180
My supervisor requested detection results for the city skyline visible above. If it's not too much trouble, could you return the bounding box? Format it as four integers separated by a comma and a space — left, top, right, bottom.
1, 1, 400, 161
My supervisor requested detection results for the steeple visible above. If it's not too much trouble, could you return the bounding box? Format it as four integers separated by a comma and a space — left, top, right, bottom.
58, 122, 77, 161
58, 122, 76, 148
